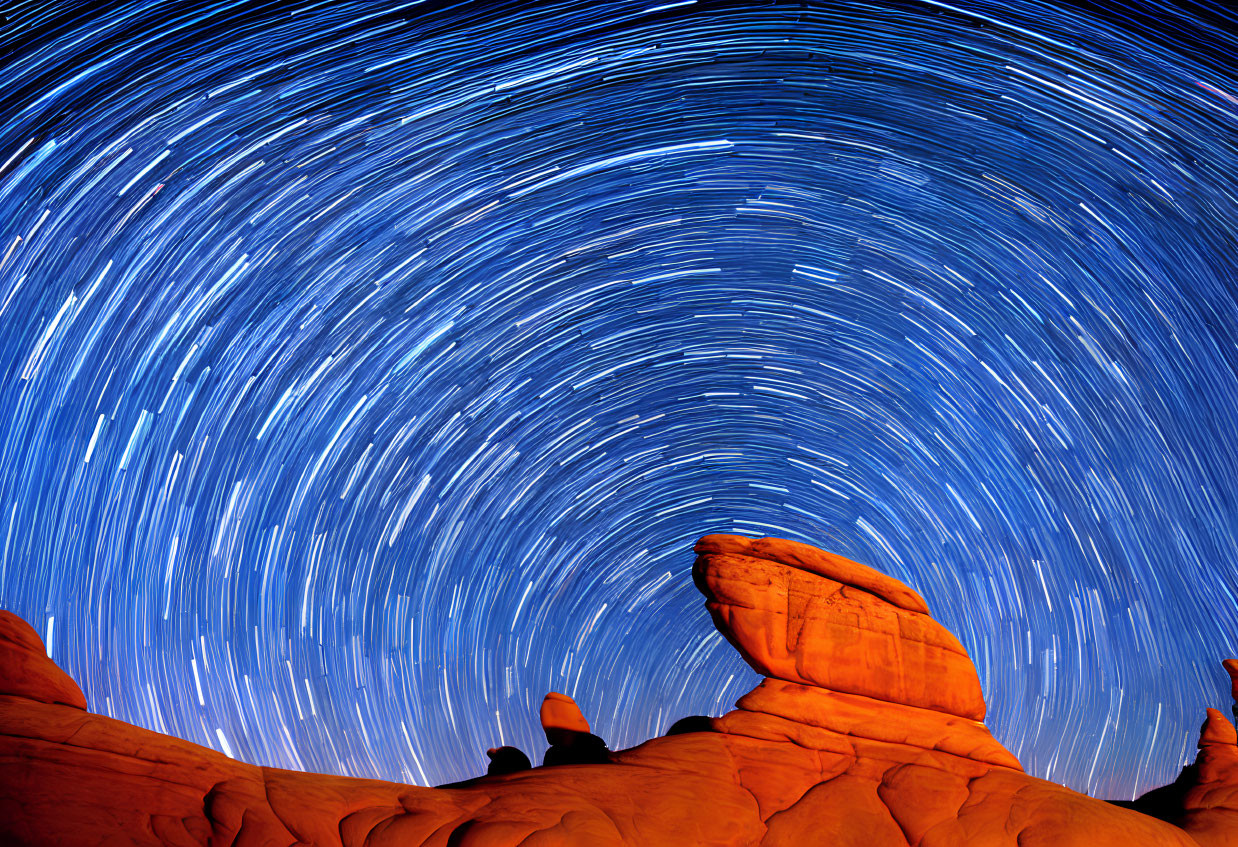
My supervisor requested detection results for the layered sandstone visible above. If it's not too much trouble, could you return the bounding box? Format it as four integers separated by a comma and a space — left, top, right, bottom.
1, 533, 1235, 846
693, 533, 985, 719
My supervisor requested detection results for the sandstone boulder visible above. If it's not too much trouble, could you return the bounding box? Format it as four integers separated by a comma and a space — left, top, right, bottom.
540, 692, 591, 742
693, 534, 985, 719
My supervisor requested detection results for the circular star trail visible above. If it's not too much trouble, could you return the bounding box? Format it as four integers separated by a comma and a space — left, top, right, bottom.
2, 0, 1237, 799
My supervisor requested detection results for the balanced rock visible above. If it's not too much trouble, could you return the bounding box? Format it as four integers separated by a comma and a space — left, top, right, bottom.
540, 691, 591, 743
2, 533, 1236, 846
541, 691, 610, 766
693, 534, 984, 719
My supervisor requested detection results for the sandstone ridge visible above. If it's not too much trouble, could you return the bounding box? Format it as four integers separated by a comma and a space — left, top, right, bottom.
1, 533, 1236, 845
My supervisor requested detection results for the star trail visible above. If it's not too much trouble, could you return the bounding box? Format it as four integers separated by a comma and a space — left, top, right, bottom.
2, 0, 1237, 800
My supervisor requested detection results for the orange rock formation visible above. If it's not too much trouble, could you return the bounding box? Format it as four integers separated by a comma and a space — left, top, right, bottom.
2, 533, 1236, 845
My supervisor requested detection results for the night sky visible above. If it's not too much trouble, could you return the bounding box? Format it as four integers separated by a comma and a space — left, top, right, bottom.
2, 0, 1237, 801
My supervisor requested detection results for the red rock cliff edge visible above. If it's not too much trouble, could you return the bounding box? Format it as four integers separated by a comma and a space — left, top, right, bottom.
2, 534, 1236, 846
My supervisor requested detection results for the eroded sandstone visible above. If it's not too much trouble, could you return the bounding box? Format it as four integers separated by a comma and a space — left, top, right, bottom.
1, 533, 1235, 846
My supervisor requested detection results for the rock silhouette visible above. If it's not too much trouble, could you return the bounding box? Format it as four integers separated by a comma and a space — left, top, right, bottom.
1227, 660, 1238, 723
665, 715, 713, 736
486, 746, 532, 776
2, 533, 1237, 845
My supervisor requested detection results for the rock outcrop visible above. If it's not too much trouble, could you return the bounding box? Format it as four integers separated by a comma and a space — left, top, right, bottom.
486, 745, 532, 776
2, 533, 1236, 845
0, 610, 86, 710
540, 692, 610, 766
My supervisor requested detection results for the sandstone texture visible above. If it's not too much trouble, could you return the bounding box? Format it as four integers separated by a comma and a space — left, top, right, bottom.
0, 610, 86, 710
2, 533, 1236, 845
540, 692, 591, 739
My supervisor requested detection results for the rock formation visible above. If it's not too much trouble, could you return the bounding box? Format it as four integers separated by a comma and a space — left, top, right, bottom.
486, 746, 532, 776
2, 533, 1237, 845
1227, 660, 1238, 723
540, 692, 610, 766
